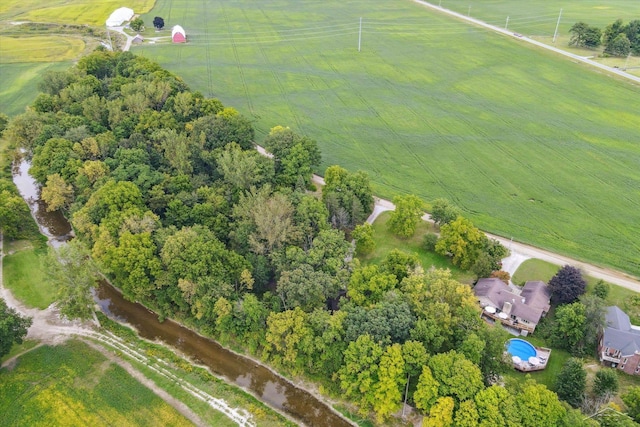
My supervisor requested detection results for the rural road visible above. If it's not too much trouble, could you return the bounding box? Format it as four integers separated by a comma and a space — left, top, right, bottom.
413, 0, 640, 85
307, 174, 640, 292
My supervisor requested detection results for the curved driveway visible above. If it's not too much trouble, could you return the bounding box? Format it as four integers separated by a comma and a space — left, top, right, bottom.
309, 175, 640, 292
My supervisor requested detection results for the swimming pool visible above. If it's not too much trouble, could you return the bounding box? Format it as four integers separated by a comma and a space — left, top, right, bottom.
506, 339, 536, 359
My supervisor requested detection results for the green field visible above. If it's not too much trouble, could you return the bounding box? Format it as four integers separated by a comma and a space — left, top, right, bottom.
361, 211, 475, 283
3, 246, 55, 309
0, 0, 155, 26
0, 35, 84, 63
0, 340, 192, 426
132, 0, 640, 277
0, 62, 71, 116
439, 0, 638, 38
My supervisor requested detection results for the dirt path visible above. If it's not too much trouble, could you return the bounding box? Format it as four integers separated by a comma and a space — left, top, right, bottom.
0, 234, 255, 427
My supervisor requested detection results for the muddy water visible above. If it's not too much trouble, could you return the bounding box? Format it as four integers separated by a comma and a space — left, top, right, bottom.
94, 284, 348, 426
13, 159, 351, 427
12, 158, 73, 248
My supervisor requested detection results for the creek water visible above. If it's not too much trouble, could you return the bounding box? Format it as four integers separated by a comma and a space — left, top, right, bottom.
12, 158, 351, 427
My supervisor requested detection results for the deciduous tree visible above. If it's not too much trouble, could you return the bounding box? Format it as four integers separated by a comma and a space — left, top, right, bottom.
388, 194, 424, 238
338, 334, 384, 415
548, 265, 586, 305
435, 216, 486, 270
45, 240, 99, 323
41, 173, 73, 212
430, 198, 460, 226
429, 350, 484, 403
0, 299, 32, 358
424, 396, 454, 427
556, 358, 586, 408
372, 343, 405, 422
153, 16, 164, 30
593, 369, 618, 400
352, 223, 375, 255
551, 302, 586, 353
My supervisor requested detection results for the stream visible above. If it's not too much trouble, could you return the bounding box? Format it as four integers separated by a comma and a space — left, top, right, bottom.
12, 157, 352, 427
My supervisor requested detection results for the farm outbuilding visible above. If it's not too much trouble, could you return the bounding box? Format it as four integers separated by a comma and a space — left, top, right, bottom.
106, 7, 134, 27
172, 25, 186, 43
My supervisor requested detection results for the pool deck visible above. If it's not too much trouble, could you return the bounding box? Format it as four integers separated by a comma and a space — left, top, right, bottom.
511, 346, 551, 372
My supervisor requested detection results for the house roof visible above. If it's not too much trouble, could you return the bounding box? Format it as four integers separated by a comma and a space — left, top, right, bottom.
474, 278, 546, 324
521, 281, 551, 312
606, 305, 632, 331
602, 306, 640, 357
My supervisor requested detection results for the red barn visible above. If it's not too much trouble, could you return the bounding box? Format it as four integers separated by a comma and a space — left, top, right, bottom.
172, 25, 186, 43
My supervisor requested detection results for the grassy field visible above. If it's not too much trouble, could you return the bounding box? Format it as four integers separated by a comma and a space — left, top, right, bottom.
440, 0, 637, 36
133, 0, 640, 277
0, 62, 70, 116
0, 340, 193, 426
360, 211, 475, 284
438, 0, 640, 74
3, 246, 55, 309
0, 35, 84, 63
0, 0, 155, 26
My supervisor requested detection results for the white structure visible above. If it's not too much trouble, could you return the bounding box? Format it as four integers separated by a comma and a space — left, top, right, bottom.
106, 7, 134, 27
172, 25, 187, 43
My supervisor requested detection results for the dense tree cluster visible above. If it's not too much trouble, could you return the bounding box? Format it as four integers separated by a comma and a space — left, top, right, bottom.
569, 19, 640, 56
0, 299, 32, 358
13, 51, 598, 425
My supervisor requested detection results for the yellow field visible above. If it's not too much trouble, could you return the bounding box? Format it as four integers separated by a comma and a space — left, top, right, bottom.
0, 36, 84, 63
0, 0, 156, 26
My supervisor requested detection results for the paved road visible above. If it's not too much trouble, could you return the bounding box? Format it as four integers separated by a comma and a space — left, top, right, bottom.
308, 173, 640, 292
412, 0, 640, 85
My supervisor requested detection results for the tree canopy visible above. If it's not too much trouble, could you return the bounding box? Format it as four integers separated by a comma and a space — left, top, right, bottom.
0, 298, 32, 358
548, 265, 586, 305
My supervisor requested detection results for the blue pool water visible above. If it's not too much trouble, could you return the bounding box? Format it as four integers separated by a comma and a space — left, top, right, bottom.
506, 339, 536, 359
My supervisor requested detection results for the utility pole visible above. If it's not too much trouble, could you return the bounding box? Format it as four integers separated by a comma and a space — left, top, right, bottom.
439, 0, 442, 7
106, 26, 113, 51
505, 16, 509, 30
624, 52, 631, 71
553, 8, 563, 43
468, 5, 471, 16
358, 17, 362, 52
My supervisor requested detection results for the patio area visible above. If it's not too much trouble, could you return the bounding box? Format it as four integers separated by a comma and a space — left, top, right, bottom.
510, 344, 551, 372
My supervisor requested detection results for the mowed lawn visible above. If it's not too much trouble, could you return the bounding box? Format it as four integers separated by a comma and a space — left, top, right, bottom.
0, 340, 192, 427
360, 211, 475, 284
0, 0, 155, 26
135, 0, 640, 276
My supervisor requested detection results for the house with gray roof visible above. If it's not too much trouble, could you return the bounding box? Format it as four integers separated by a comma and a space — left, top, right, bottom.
474, 278, 551, 335
599, 306, 640, 375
